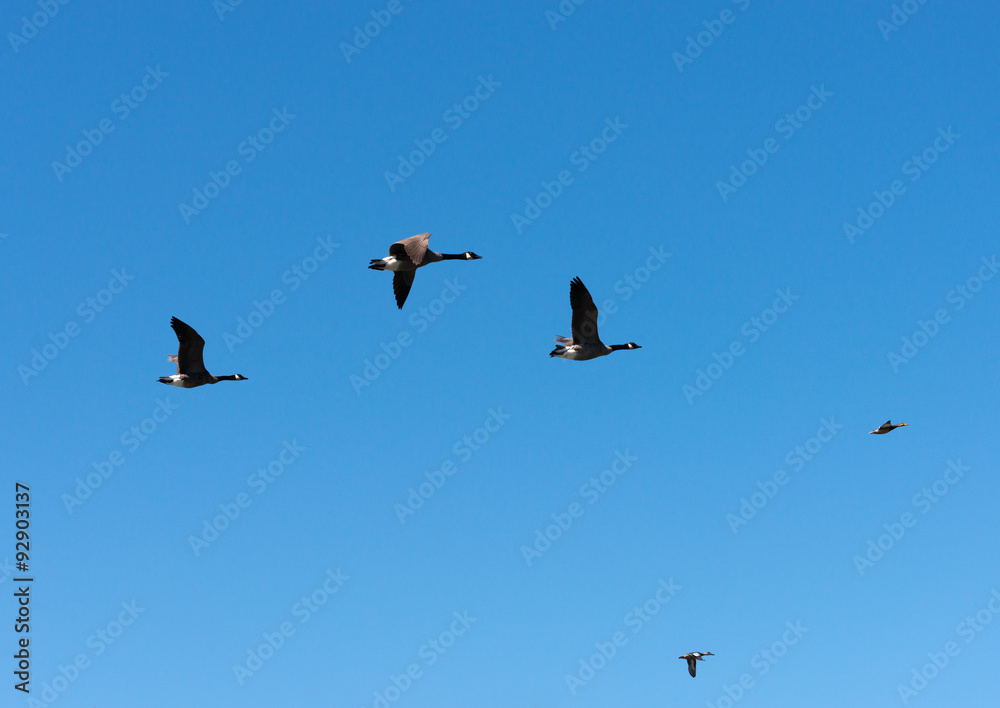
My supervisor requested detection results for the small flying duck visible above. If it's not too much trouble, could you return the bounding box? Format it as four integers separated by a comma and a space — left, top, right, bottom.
870, 420, 908, 435
678, 652, 714, 678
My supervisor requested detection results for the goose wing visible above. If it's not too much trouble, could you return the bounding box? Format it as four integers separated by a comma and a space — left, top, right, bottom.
569, 277, 601, 345
393, 271, 416, 309
170, 317, 208, 375
391, 232, 431, 267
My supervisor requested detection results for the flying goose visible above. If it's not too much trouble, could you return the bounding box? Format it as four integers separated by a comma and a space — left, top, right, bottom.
369, 232, 481, 309
678, 652, 714, 678
870, 420, 908, 434
158, 317, 248, 388
550, 277, 641, 360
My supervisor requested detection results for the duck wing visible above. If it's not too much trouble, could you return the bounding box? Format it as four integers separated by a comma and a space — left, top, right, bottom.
569, 277, 602, 345
170, 317, 208, 375
392, 232, 431, 267
393, 271, 416, 309
687, 656, 697, 677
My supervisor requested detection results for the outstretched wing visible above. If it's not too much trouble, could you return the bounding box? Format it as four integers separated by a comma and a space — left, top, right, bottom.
569, 277, 601, 345
687, 657, 697, 678
392, 233, 431, 267
393, 271, 416, 309
170, 317, 208, 375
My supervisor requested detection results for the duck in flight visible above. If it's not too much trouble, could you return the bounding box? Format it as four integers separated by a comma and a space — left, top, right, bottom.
678, 652, 713, 678
158, 317, 248, 388
870, 420, 908, 434
550, 277, 641, 360
369, 232, 481, 309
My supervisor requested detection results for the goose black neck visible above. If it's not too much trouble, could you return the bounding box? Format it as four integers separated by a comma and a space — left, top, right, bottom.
439, 253, 465, 260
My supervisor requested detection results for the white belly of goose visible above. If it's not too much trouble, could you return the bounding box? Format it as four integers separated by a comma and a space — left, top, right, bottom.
559, 344, 610, 361
382, 256, 415, 272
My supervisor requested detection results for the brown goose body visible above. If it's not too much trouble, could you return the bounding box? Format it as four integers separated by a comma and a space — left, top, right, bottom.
368, 233, 481, 309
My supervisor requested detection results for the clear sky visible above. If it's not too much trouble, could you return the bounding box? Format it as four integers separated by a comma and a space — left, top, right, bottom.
2, 1, 999, 706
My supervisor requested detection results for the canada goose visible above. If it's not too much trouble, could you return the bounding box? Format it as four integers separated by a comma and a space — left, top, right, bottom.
158, 317, 248, 388
369, 232, 482, 309
550, 277, 641, 360
678, 652, 714, 678
870, 420, 908, 435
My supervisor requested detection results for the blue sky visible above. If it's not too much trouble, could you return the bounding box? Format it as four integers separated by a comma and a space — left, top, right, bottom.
2, 1, 999, 706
